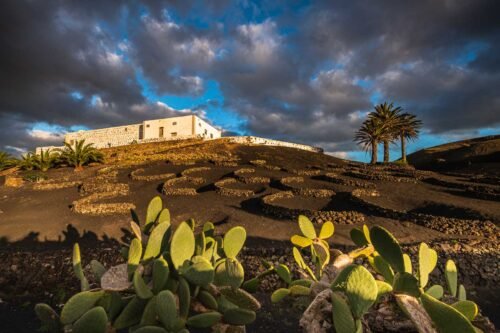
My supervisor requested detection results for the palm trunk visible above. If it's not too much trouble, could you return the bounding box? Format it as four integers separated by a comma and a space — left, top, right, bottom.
401, 135, 407, 163
371, 140, 378, 164
383, 140, 390, 163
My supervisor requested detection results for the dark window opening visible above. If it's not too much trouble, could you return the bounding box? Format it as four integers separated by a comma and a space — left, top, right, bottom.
171, 132, 177, 137
159, 127, 164, 138
173, 122, 177, 125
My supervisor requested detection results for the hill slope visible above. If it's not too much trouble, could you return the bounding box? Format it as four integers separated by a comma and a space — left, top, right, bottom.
407, 135, 500, 173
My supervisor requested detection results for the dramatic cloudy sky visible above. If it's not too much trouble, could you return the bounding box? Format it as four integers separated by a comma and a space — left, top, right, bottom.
1, 0, 499, 161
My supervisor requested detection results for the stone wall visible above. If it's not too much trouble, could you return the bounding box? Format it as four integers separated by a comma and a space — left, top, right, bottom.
65, 124, 141, 149
226, 136, 323, 153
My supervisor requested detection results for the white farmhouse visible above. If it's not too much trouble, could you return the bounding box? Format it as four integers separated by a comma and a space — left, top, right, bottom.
36, 115, 221, 153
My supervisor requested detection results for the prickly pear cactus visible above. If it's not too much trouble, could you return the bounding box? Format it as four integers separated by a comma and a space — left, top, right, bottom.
34, 196, 260, 333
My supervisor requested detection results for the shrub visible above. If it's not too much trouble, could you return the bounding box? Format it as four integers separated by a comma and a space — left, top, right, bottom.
23, 171, 48, 183
0, 151, 17, 171
57, 139, 104, 171
35, 196, 260, 333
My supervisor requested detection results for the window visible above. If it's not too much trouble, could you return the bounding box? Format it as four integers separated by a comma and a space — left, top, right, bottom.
199, 123, 202, 127
204, 129, 208, 134
173, 122, 177, 125
210, 133, 213, 139
171, 132, 177, 137
146, 124, 150, 128
159, 127, 164, 138
124, 127, 127, 132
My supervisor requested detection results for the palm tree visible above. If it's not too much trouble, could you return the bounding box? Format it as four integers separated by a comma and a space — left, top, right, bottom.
34, 149, 59, 172
58, 139, 104, 171
354, 118, 388, 164
396, 113, 422, 163
19, 152, 38, 171
370, 102, 402, 163
0, 151, 17, 171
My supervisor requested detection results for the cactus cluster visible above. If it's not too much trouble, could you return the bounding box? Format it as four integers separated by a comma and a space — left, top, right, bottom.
35, 196, 260, 333
270, 215, 483, 333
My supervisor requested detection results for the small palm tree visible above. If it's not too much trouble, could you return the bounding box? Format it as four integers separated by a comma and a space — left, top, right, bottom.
19, 152, 38, 171
396, 113, 422, 163
354, 118, 388, 164
34, 149, 59, 172
0, 151, 17, 171
58, 139, 104, 171
370, 102, 402, 162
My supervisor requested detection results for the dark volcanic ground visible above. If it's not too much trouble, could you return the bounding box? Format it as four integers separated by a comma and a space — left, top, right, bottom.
0, 139, 498, 332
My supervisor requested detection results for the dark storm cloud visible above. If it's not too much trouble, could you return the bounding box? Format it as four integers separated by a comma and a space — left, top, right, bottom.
1, 0, 499, 154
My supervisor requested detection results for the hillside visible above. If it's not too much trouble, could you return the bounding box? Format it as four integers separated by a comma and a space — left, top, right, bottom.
0, 137, 499, 331
407, 135, 500, 174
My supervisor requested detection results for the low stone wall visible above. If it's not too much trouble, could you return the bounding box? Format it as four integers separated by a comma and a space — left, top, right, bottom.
34, 181, 82, 191
249, 160, 267, 167
80, 182, 129, 195
72, 189, 134, 215
261, 191, 364, 224
130, 168, 176, 181
322, 173, 376, 189
162, 176, 205, 196
288, 169, 322, 176
344, 170, 419, 183
214, 178, 256, 197
180, 167, 212, 177
226, 136, 323, 153
4, 176, 24, 188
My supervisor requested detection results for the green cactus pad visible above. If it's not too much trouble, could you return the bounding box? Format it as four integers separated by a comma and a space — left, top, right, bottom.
182, 255, 215, 286
458, 284, 467, 301
271, 288, 291, 303
133, 270, 153, 299
420, 292, 475, 333
214, 258, 245, 289
319, 221, 334, 239
370, 226, 405, 273
452, 300, 478, 321
158, 208, 171, 225
143, 222, 171, 261
418, 242, 437, 288
289, 285, 311, 296
312, 241, 330, 271
60, 290, 104, 324
199, 290, 219, 310
370, 254, 394, 284
375, 280, 393, 299
178, 277, 191, 319
72, 243, 84, 280
145, 196, 162, 229
403, 253, 412, 274
426, 285, 444, 299
135, 326, 168, 333
90, 260, 106, 281
445, 259, 458, 297
241, 277, 260, 293
170, 222, 195, 270
156, 290, 178, 331
72, 306, 107, 333
331, 292, 356, 333
223, 226, 247, 258
187, 312, 223, 328
363, 225, 371, 244
350, 227, 369, 247
344, 265, 378, 319
152, 256, 170, 294
298, 215, 316, 239
113, 296, 147, 329
275, 264, 292, 284
292, 247, 316, 281
393, 272, 421, 297
128, 238, 143, 275
203, 222, 215, 237
291, 235, 313, 248
34, 303, 61, 332
219, 287, 261, 311
223, 308, 256, 325
195, 232, 206, 256
140, 296, 158, 326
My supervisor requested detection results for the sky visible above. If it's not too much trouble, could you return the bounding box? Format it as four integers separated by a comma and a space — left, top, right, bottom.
1, 0, 499, 161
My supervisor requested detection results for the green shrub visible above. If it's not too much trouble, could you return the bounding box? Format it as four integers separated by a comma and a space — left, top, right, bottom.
35, 196, 259, 333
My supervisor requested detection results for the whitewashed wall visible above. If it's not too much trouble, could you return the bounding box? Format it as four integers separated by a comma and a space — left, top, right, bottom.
226, 136, 323, 153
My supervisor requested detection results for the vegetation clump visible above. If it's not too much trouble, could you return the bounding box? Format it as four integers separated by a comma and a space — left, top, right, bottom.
57, 139, 104, 171
264, 216, 489, 333
35, 196, 260, 333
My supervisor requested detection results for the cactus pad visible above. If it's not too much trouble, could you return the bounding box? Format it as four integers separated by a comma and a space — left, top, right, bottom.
72, 306, 108, 333
445, 259, 458, 297
219, 287, 261, 311
298, 215, 316, 239
370, 226, 405, 273
331, 292, 356, 333
420, 292, 475, 333
60, 290, 104, 324
170, 222, 195, 270
318, 221, 334, 239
